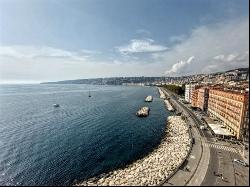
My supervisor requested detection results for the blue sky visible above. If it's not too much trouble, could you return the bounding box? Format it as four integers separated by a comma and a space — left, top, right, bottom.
0, 0, 249, 83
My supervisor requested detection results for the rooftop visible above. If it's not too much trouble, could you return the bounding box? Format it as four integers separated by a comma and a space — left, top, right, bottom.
203, 117, 234, 137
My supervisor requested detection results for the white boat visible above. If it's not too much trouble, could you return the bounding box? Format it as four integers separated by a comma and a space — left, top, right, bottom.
145, 95, 153, 102
53, 104, 60, 107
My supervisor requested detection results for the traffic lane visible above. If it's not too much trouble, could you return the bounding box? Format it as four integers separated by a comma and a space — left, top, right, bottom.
232, 152, 249, 186
171, 97, 205, 138
202, 129, 215, 142
215, 148, 236, 185
201, 147, 219, 186
215, 148, 249, 186
162, 88, 249, 185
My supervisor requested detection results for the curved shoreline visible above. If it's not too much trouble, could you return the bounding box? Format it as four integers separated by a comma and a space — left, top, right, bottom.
76, 116, 191, 186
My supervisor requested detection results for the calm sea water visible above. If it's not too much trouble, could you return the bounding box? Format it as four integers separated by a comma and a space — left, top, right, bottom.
0, 84, 168, 185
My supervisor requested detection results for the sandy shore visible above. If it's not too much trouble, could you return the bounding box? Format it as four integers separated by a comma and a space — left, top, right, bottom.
76, 116, 191, 186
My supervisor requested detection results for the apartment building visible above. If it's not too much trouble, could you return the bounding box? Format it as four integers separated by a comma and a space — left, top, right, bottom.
208, 89, 249, 140
185, 84, 200, 103
191, 89, 199, 108
197, 87, 209, 111
185, 84, 191, 103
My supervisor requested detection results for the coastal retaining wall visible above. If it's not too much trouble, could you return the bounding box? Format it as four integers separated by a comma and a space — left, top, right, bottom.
76, 116, 191, 186
159, 120, 193, 185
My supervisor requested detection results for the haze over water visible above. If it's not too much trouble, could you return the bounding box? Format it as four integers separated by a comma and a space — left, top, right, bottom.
0, 84, 168, 185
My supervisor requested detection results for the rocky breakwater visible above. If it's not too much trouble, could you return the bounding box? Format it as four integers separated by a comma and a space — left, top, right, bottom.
136, 106, 150, 117
76, 116, 191, 186
158, 87, 166, 99
164, 99, 175, 112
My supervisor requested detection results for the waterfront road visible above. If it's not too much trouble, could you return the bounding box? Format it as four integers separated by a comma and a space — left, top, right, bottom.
160, 88, 249, 186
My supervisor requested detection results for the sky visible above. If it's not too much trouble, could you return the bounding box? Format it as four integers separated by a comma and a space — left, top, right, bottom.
0, 0, 249, 83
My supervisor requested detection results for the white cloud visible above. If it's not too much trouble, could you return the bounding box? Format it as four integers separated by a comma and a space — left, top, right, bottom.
213, 54, 225, 60
158, 17, 249, 75
165, 56, 195, 75
0, 45, 166, 83
169, 34, 187, 43
0, 17, 248, 83
0, 45, 91, 61
213, 53, 239, 62
136, 29, 151, 36
205, 51, 249, 72
0, 45, 103, 82
116, 39, 168, 54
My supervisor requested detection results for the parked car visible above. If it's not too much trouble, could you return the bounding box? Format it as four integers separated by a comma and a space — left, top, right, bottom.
233, 159, 249, 167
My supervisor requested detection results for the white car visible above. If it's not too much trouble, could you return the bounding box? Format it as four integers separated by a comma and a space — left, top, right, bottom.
200, 125, 206, 130
233, 159, 248, 167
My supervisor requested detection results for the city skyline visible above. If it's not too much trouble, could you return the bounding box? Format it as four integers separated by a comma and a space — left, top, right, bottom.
0, 0, 249, 83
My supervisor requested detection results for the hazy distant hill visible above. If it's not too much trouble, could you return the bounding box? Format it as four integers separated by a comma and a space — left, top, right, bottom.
41, 67, 249, 85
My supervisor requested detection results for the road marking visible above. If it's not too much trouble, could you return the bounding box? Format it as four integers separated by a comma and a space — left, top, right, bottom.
204, 143, 237, 153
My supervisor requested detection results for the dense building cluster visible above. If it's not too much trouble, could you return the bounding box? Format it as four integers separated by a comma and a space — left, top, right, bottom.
184, 85, 249, 141
153, 68, 249, 142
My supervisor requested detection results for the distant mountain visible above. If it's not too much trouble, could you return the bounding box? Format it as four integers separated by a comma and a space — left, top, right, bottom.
212, 67, 249, 75
41, 67, 249, 85
225, 67, 249, 73
41, 77, 171, 85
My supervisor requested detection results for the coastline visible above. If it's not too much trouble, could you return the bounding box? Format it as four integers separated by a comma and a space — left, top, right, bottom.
76, 116, 191, 186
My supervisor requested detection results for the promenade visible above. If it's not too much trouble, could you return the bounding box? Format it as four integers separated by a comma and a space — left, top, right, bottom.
160, 88, 209, 186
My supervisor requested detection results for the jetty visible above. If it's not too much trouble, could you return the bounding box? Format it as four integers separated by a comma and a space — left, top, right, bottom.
158, 88, 166, 99
164, 99, 175, 111
145, 95, 153, 102
136, 107, 150, 117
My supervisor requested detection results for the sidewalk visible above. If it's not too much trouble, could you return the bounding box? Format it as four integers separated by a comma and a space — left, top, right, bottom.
161, 88, 210, 186
162, 126, 203, 186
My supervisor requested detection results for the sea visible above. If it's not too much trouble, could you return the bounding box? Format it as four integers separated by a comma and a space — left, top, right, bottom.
0, 84, 169, 185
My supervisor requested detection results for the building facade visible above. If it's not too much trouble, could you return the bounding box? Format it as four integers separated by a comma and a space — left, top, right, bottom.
197, 87, 209, 111
208, 89, 249, 140
191, 89, 199, 108
185, 84, 200, 103
185, 84, 191, 103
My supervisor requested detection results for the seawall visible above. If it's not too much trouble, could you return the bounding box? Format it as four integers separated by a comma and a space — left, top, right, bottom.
76, 116, 191, 186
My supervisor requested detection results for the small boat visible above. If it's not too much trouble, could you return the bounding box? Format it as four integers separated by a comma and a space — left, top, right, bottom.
53, 104, 60, 107
145, 95, 153, 102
